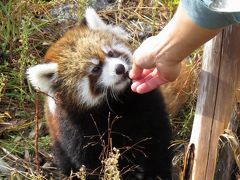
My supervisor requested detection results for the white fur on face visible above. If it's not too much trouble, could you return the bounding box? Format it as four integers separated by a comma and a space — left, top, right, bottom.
77, 77, 104, 107
26, 63, 58, 93
101, 57, 130, 91
101, 45, 112, 55
76, 55, 131, 108
112, 39, 132, 60
100, 42, 132, 92
91, 58, 100, 65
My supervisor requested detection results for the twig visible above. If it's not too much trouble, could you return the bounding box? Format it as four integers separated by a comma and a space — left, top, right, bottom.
35, 89, 40, 174
90, 114, 105, 148
120, 137, 152, 156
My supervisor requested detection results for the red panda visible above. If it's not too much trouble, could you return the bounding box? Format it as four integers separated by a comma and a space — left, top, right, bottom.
27, 8, 172, 179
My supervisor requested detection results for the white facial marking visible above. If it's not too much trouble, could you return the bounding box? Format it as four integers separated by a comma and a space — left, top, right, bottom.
99, 41, 132, 92
26, 63, 58, 93
101, 58, 130, 91
112, 40, 132, 60
91, 58, 100, 65
101, 45, 111, 54
101, 41, 132, 61
77, 77, 104, 107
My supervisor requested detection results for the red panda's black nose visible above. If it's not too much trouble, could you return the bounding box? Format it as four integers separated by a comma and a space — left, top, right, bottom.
115, 64, 125, 75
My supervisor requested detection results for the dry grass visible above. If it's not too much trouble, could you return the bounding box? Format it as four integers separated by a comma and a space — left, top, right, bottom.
99, 0, 172, 48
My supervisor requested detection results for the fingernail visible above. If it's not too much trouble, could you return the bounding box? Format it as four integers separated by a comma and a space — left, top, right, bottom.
131, 83, 137, 92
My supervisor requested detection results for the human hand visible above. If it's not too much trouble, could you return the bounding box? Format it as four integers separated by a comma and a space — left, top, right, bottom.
129, 35, 181, 94
130, 67, 170, 94
129, 0, 230, 94
130, 2, 221, 94
130, 61, 181, 94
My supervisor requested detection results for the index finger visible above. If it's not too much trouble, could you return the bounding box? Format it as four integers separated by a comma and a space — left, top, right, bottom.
132, 68, 169, 94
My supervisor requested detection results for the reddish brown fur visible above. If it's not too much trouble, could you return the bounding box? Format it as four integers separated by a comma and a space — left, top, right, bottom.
44, 25, 128, 65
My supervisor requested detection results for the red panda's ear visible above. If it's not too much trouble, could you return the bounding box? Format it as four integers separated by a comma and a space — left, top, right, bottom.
85, 7, 107, 30
26, 63, 57, 93
85, 7, 129, 40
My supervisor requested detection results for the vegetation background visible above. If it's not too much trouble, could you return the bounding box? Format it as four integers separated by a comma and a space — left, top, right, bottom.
1, 0, 237, 179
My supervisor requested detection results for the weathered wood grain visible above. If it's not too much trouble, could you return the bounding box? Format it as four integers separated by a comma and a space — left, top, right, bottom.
188, 24, 240, 180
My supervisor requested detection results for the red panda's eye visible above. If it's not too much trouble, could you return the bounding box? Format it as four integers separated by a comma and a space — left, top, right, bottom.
107, 51, 114, 57
92, 66, 101, 74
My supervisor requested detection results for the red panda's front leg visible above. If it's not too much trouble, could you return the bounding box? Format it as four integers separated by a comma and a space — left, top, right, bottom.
45, 98, 75, 174
51, 105, 103, 177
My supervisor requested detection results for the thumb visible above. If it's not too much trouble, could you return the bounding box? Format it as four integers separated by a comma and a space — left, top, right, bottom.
129, 63, 143, 80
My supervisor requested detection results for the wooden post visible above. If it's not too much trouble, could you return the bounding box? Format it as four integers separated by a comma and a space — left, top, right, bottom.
187, 24, 240, 180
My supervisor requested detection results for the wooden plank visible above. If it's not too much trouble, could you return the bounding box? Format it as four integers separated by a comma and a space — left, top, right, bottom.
206, 25, 240, 179
188, 30, 223, 180
188, 24, 240, 180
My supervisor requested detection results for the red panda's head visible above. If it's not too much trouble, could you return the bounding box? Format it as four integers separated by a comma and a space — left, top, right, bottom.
27, 8, 132, 109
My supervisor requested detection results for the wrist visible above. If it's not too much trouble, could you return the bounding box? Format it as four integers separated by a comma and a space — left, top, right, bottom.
153, 3, 221, 67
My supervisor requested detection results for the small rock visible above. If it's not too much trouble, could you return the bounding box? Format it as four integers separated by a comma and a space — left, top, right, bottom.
0, 159, 11, 174
88, 0, 116, 10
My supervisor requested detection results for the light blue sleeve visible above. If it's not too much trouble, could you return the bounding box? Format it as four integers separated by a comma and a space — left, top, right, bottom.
181, 0, 240, 29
